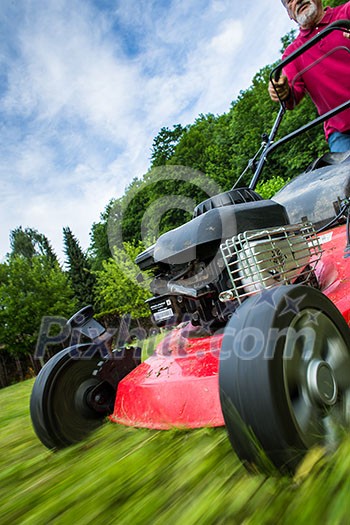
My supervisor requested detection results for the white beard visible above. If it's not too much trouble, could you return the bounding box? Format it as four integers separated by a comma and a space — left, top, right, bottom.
295, 1, 318, 27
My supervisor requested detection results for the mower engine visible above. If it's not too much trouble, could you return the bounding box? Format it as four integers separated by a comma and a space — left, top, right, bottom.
136, 189, 322, 331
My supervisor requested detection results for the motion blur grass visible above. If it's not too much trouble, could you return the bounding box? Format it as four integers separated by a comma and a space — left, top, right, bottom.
1, 380, 350, 524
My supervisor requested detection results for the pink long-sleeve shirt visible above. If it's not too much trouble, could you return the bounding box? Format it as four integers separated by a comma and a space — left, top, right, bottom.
282, 2, 350, 140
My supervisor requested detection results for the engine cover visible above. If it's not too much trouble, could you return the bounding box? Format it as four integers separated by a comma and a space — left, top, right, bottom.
274, 156, 350, 229
151, 200, 289, 266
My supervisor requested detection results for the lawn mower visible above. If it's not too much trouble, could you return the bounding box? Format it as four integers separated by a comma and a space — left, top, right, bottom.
30, 20, 350, 474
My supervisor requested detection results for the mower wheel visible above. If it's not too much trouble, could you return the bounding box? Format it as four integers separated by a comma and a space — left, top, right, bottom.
30, 345, 114, 449
219, 285, 350, 474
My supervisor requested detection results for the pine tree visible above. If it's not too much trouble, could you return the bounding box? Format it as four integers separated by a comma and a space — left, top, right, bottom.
62, 227, 96, 307
10, 226, 58, 265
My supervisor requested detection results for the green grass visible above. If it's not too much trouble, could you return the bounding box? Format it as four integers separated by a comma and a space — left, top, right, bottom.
1, 380, 350, 525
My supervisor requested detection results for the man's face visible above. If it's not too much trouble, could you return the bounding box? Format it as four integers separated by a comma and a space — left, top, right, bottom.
283, 0, 323, 29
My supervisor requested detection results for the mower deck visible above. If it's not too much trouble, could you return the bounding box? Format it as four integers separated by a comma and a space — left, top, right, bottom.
111, 326, 225, 429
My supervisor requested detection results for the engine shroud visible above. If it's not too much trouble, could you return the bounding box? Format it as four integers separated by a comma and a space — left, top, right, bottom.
136, 192, 294, 329
138, 198, 289, 268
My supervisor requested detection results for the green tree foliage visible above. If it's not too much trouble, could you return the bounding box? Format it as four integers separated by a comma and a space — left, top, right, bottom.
256, 176, 289, 199
280, 30, 296, 53
151, 124, 186, 167
168, 114, 219, 171
112, 166, 217, 246
325, 0, 345, 7
63, 227, 96, 307
114, 178, 152, 245
89, 199, 115, 270
94, 242, 151, 318
0, 255, 76, 358
10, 226, 57, 265
168, 113, 235, 189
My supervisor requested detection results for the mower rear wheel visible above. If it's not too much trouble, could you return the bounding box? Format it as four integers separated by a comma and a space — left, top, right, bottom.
219, 285, 350, 474
30, 346, 114, 449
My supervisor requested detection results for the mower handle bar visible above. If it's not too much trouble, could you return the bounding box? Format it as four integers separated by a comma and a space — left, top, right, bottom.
271, 19, 350, 82
244, 19, 350, 190
249, 98, 350, 190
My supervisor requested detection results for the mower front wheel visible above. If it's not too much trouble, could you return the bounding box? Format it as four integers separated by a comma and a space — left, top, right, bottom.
30, 345, 115, 449
219, 285, 350, 474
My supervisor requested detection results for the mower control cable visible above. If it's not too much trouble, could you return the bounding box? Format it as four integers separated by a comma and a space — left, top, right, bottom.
231, 141, 266, 189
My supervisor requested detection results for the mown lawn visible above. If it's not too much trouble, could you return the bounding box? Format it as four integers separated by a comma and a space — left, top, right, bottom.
1, 379, 350, 525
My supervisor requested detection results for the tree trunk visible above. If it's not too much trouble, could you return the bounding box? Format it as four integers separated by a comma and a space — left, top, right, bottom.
30, 353, 42, 375
0, 357, 7, 388
15, 356, 24, 382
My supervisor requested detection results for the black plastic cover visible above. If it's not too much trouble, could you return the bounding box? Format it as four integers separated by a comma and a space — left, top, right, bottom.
135, 244, 156, 271
150, 200, 289, 265
193, 188, 263, 217
273, 154, 350, 228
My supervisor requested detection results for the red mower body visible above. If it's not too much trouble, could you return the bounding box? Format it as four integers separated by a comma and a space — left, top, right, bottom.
111, 328, 225, 429
316, 225, 350, 324
111, 223, 350, 430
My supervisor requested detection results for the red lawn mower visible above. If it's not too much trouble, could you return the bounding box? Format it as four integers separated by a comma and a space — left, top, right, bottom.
30, 20, 350, 474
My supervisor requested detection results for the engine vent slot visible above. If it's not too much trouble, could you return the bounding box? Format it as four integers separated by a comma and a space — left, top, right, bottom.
219, 223, 322, 304
193, 188, 263, 218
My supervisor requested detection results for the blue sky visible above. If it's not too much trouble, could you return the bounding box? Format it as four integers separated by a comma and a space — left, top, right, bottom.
0, 0, 294, 262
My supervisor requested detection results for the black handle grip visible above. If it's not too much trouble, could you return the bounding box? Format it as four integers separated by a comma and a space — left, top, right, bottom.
67, 305, 106, 340
67, 305, 95, 327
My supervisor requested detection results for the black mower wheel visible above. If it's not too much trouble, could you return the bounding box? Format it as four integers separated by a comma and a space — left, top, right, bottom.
30, 346, 114, 449
219, 285, 350, 474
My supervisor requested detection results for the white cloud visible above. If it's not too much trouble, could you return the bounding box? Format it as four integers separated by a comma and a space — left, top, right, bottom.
0, 0, 294, 261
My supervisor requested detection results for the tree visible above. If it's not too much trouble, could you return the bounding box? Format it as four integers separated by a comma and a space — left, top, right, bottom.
168, 114, 225, 174
10, 226, 57, 265
63, 227, 96, 307
324, 0, 344, 7
150, 124, 186, 167
280, 30, 296, 54
89, 199, 115, 270
94, 242, 151, 318
0, 255, 77, 361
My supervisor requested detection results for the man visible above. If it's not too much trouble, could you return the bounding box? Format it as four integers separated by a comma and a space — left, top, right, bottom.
269, 0, 350, 152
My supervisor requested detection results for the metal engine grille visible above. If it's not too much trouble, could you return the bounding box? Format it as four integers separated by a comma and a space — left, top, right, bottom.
219, 223, 322, 304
